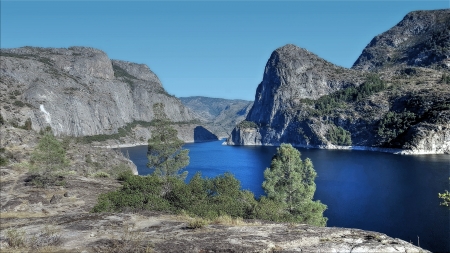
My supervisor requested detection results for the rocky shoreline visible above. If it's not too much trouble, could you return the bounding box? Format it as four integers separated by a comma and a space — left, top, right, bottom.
224, 140, 450, 155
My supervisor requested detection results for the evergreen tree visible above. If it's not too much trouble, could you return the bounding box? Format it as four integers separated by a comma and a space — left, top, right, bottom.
262, 143, 327, 226
147, 103, 189, 180
31, 131, 69, 173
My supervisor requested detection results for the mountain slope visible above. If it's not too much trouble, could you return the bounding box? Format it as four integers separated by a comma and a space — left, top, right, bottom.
352, 9, 450, 71
228, 10, 450, 154
0, 46, 217, 143
179, 96, 253, 138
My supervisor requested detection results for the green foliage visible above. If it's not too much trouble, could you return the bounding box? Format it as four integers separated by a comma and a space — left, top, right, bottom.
441, 73, 450, 84
93, 166, 327, 226
12, 118, 33, 130
253, 196, 289, 222
113, 65, 138, 80
238, 120, 258, 129
439, 191, 450, 207
113, 65, 138, 88
303, 74, 386, 116
377, 110, 417, 143
78, 118, 201, 144
147, 103, 189, 180
93, 171, 110, 178
13, 100, 25, 107
20, 118, 32, 130
187, 217, 210, 229
439, 178, 450, 208
327, 125, 352, 146
92, 172, 256, 220
29, 132, 69, 187
5, 228, 26, 248
31, 132, 69, 172
93, 144, 327, 226
0, 156, 7, 166
0, 147, 7, 166
262, 143, 327, 226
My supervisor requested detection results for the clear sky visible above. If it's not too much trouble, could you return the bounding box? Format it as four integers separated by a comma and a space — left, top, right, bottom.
1, 1, 448, 100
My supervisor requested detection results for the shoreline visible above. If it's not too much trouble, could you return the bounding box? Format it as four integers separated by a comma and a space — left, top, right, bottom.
94, 138, 227, 149
222, 141, 449, 155
95, 140, 447, 155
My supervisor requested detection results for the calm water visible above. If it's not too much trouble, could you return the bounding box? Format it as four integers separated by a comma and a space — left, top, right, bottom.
120, 140, 450, 252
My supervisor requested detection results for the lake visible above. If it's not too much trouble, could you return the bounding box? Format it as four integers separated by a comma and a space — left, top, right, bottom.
120, 140, 450, 252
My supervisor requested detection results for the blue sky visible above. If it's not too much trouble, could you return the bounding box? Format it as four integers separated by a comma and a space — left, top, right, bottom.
1, 1, 448, 100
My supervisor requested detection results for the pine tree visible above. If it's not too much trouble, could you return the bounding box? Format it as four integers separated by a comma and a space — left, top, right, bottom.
147, 103, 189, 180
31, 131, 69, 173
262, 143, 327, 226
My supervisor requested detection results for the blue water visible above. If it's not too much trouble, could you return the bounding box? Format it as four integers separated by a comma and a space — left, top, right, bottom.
120, 140, 450, 252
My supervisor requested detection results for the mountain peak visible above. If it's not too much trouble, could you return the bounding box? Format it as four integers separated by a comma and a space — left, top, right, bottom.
352, 9, 450, 71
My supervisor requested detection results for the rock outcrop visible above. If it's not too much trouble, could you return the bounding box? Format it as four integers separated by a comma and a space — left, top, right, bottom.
0, 164, 429, 253
0, 46, 217, 143
352, 9, 450, 71
228, 10, 450, 154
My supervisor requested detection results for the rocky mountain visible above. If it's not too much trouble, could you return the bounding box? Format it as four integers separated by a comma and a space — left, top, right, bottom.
0, 46, 217, 143
228, 10, 450, 154
179, 96, 253, 138
353, 9, 450, 71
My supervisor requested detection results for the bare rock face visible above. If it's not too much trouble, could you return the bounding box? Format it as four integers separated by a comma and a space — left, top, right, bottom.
228, 10, 450, 154
111, 59, 161, 83
0, 46, 196, 139
246, 44, 363, 126
352, 9, 450, 71
227, 44, 364, 147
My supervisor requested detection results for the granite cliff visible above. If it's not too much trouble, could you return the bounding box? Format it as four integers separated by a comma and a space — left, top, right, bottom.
228, 10, 450, 154
353, 9, 450, 71
0, 46, 217, 143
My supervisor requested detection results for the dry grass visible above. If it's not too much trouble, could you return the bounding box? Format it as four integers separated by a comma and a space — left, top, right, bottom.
0, 212, 47, 219
96, 223, 155, 253
1, 225, 64, 253
187, 217, 210, 229
212, 215, 246, 226
11, 161, 32, 173
175, 211, 250, 228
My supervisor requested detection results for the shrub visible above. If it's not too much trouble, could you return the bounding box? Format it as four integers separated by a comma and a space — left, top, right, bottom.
377, 110, 417, 144
304, 74, 386, 116
439, 178, 450, 208
327, 125, 352, 146
13, 100, 25, 107
5, 228, 26, 248
93, 167, 324, 226
29, 132, 69, 187
213, 215, 245, 226
238, 120, 258, 128
93, 171, 110, 178
187, 217, 210, 229
0, 147, 7, 166
26, 174, 66, 188
0, 156, 7, 166
441, 73, 450, 84
18, 118, 32, 130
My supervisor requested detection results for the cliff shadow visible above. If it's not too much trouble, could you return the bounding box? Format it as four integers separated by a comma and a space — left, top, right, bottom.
194, 126, 218, 142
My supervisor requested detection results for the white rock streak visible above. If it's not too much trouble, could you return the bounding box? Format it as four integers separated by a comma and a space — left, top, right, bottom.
40, 104, 51, 124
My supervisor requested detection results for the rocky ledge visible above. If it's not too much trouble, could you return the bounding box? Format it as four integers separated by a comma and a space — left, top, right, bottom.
0, 167, 428, 253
